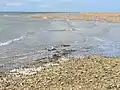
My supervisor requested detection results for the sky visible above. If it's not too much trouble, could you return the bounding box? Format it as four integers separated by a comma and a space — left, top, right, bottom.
0, 0, 119, 12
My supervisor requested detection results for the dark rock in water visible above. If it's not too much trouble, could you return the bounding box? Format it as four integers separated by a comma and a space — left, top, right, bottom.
36, 57, 47, 61
44, 48, 48, 50
52, 54, 61, 60
67, 49, 77, 52
61, 44, 70, 47
48, 49, 56, 51
61, 49, 77, 56
0, 65, 4, 68
42, 44, 77, 60
48, 46, 57, 51
61, 49, 69, 55
50, 29, 66, 32
82, 46, 93, 50
80, 46, 93, 52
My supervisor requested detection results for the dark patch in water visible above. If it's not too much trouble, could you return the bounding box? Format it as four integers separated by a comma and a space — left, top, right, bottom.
61, 44, 70, 47
49, 29, 67, 32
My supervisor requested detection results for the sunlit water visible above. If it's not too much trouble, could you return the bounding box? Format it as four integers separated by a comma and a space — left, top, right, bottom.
0, 13, 120, 72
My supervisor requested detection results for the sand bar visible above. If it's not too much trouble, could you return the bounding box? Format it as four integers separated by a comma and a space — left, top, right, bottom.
29, 12, 120, 22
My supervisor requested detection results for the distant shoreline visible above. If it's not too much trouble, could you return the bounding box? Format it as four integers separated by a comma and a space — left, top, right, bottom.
29, 12, 120, 22
1, 12, 120, 23
0, 12, 80, 14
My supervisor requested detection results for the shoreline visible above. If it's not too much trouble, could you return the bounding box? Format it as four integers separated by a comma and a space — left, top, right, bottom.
29, 12, 120, 22
1, 55, 120, 90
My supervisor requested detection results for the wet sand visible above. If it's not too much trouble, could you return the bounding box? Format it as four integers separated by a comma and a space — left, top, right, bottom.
30, 12, 120, 22
1, 55, 120, 90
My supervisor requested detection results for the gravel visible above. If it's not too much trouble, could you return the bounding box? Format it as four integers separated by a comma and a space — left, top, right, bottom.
0, 55, 120, 90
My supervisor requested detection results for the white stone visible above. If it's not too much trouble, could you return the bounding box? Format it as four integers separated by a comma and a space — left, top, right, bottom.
43, 17, 47, 19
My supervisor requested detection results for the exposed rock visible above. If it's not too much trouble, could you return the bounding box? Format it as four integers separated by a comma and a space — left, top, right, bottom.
48, 46, 57, 51
52, 53, 61, 60
61, 44, 70, 47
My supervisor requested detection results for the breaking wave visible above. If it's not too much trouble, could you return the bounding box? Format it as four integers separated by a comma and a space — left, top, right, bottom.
0, 36, 25, 47
92, 37, 106, 42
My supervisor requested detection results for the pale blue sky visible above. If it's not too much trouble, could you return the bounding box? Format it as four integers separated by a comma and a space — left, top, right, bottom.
0, 0, 119, 12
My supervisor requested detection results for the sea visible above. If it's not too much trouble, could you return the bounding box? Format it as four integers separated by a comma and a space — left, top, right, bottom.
0, 12, 120, 72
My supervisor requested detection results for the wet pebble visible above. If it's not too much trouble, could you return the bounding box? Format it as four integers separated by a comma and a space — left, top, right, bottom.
52, 54, 61, 60
61, 44, 70, 47
60, 49, 77, 56
48, 46, 57, 51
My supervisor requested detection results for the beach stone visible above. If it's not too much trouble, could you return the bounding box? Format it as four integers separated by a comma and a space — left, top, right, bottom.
61, 44, 70, 47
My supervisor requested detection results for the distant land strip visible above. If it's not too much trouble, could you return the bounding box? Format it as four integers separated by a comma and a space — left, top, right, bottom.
29, 12, 120, 22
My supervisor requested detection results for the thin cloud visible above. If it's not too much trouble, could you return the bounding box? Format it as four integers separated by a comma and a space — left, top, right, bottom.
5, 2, 24, 6
25, 0, 43, 2
60, 0, 73, 2
39, 4, 51, 8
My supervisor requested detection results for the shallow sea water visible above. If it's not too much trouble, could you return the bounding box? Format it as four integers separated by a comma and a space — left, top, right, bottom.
0, 13, 120, 72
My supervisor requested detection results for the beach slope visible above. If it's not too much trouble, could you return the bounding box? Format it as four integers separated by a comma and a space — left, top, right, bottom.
1, 56, 120, 90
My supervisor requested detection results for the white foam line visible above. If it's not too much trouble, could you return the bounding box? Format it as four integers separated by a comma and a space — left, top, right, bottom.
92, 37, 106, 42
0, 36, 25, 47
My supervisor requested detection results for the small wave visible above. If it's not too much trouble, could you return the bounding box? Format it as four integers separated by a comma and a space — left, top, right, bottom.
50, 29, 67, 32
0, 36, 25, 47
92, 37, 106, 42
3, 15, 9, 17
3, 15, 21, 18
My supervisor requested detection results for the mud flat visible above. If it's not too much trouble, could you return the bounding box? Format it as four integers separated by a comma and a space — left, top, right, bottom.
29, 12, 120, 22
1, 55, 120, 90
